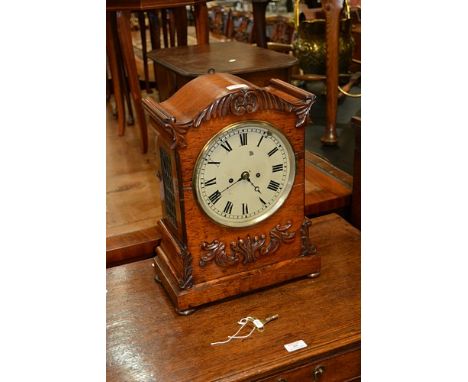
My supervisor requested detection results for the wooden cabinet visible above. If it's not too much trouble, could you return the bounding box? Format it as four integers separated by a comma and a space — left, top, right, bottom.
257, 348, 360, 382
107, 213, 360, 381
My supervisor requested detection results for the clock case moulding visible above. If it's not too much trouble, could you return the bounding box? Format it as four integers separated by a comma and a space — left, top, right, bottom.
143, 72, 321, 314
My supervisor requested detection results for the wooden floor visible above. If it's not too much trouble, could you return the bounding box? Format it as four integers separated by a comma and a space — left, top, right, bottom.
106, 97, 353, 267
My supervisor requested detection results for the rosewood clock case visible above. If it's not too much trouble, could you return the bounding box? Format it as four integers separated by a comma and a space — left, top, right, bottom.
143, 72, 320, 313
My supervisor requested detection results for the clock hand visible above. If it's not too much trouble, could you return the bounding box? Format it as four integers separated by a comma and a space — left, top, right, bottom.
219, 176, 242, 194
241, 171, 262, 194
246, 178, 262, 194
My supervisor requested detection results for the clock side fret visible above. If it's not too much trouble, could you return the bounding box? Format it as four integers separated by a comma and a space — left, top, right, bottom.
159, 147, 178, 230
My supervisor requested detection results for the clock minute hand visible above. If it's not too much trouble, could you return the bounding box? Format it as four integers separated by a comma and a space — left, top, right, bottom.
219, 176, 242, 194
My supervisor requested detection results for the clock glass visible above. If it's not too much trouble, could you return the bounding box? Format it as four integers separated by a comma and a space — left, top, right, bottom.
193, 120, 296, 228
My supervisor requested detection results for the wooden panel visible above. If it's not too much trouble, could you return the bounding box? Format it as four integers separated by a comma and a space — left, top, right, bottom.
107, 213, 361, 382
106, 226, 161, 267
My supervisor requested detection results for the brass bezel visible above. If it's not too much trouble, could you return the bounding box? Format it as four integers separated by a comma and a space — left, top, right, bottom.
192, 120, 296, 228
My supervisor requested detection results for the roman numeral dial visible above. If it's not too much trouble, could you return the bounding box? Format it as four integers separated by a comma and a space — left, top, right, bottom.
194, 121, 295, 228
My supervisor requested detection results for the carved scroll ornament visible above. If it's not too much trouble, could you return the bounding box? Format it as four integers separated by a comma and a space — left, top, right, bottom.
199, 221, 296, 268
300, 217, 317, 256
178, 247, 194, 290
145, 87, 314, 149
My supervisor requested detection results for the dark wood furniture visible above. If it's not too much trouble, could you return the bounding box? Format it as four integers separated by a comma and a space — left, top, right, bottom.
148, 41, 298, 101
107, 213, 361, 381
106, 0, 211, 153
251, 0, 271, 48
350, 115, 360, 229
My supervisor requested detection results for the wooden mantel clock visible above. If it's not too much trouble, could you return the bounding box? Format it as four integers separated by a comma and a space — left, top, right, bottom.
143, 73, 320, 314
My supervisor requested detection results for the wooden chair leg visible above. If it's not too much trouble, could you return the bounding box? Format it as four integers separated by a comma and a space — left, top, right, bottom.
252, 1, 269, 48
137, 12, 152, 93
194, 2, 209, 45
113, 16, 134, 126
116, 10, 148, 153
147, 10, 161, 87
106, 12, 126, 136
168, 9, 176, 47
161, 9, 169, 48
121, 66, 135, 126
173, 7, 188, 46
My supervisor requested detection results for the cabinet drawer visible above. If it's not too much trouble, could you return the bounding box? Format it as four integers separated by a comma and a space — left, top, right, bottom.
257, 348, 360, 382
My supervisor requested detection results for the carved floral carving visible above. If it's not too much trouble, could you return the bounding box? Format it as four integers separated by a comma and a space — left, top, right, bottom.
199, 221, 296, 268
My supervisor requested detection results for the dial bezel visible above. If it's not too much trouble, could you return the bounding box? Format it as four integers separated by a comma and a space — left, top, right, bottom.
192, 120, 296, 228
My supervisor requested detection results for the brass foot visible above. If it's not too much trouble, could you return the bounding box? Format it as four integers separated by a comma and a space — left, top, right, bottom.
320, 128, 338, 145
308, 272, 320, 279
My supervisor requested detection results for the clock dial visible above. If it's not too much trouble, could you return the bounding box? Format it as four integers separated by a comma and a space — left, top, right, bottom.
193, 121, 296, 228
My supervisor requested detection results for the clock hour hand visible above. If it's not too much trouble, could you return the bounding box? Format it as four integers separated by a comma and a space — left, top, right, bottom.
247, 178, 262, 194
241, 171, 262, 194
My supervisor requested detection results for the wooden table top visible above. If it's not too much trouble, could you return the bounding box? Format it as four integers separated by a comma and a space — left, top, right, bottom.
107, 0, 211, 11
148, 41, 298, 77
107, 213, 360, 381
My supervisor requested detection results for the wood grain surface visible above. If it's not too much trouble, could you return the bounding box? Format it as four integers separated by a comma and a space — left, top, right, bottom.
107, 213, 361, 382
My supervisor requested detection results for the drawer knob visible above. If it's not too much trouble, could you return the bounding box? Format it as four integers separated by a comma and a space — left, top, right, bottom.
313, 365, 325, 381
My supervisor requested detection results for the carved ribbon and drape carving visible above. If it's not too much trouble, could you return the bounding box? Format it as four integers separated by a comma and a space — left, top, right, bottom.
199, 221, 296, 268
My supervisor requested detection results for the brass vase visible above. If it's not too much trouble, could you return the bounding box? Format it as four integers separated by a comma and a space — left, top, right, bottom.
292, 18, 354, 75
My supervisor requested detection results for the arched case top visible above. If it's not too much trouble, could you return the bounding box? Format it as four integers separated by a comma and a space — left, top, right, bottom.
142, 73, 316, 149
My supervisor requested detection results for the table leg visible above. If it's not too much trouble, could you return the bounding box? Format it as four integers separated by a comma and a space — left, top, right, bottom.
116, 10, 148, 153
173, 7, 188, 46
194, 2, 209, 45
321, 0, 343, 146
138, 12, 152, 93
252, 1, 270, 48
106, 12, 125, 136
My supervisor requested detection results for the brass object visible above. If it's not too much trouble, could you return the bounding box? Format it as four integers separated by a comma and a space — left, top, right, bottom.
338, 85, 361, 98
292, 0, 354, 75
313, 365, 325, 381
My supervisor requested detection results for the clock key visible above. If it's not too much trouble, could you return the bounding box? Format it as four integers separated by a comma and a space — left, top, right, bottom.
252, 314, 279, 332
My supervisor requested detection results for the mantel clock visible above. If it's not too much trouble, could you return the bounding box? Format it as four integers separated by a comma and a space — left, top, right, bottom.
143, 73, 321, 314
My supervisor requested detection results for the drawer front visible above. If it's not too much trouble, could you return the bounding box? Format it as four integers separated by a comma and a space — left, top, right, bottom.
257, 348, 360, 382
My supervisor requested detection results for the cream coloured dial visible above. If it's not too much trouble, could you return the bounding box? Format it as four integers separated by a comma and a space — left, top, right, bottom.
193, 121, 296, 228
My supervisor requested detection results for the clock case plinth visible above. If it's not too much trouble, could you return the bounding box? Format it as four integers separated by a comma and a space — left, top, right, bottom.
143, 73, 321, 313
